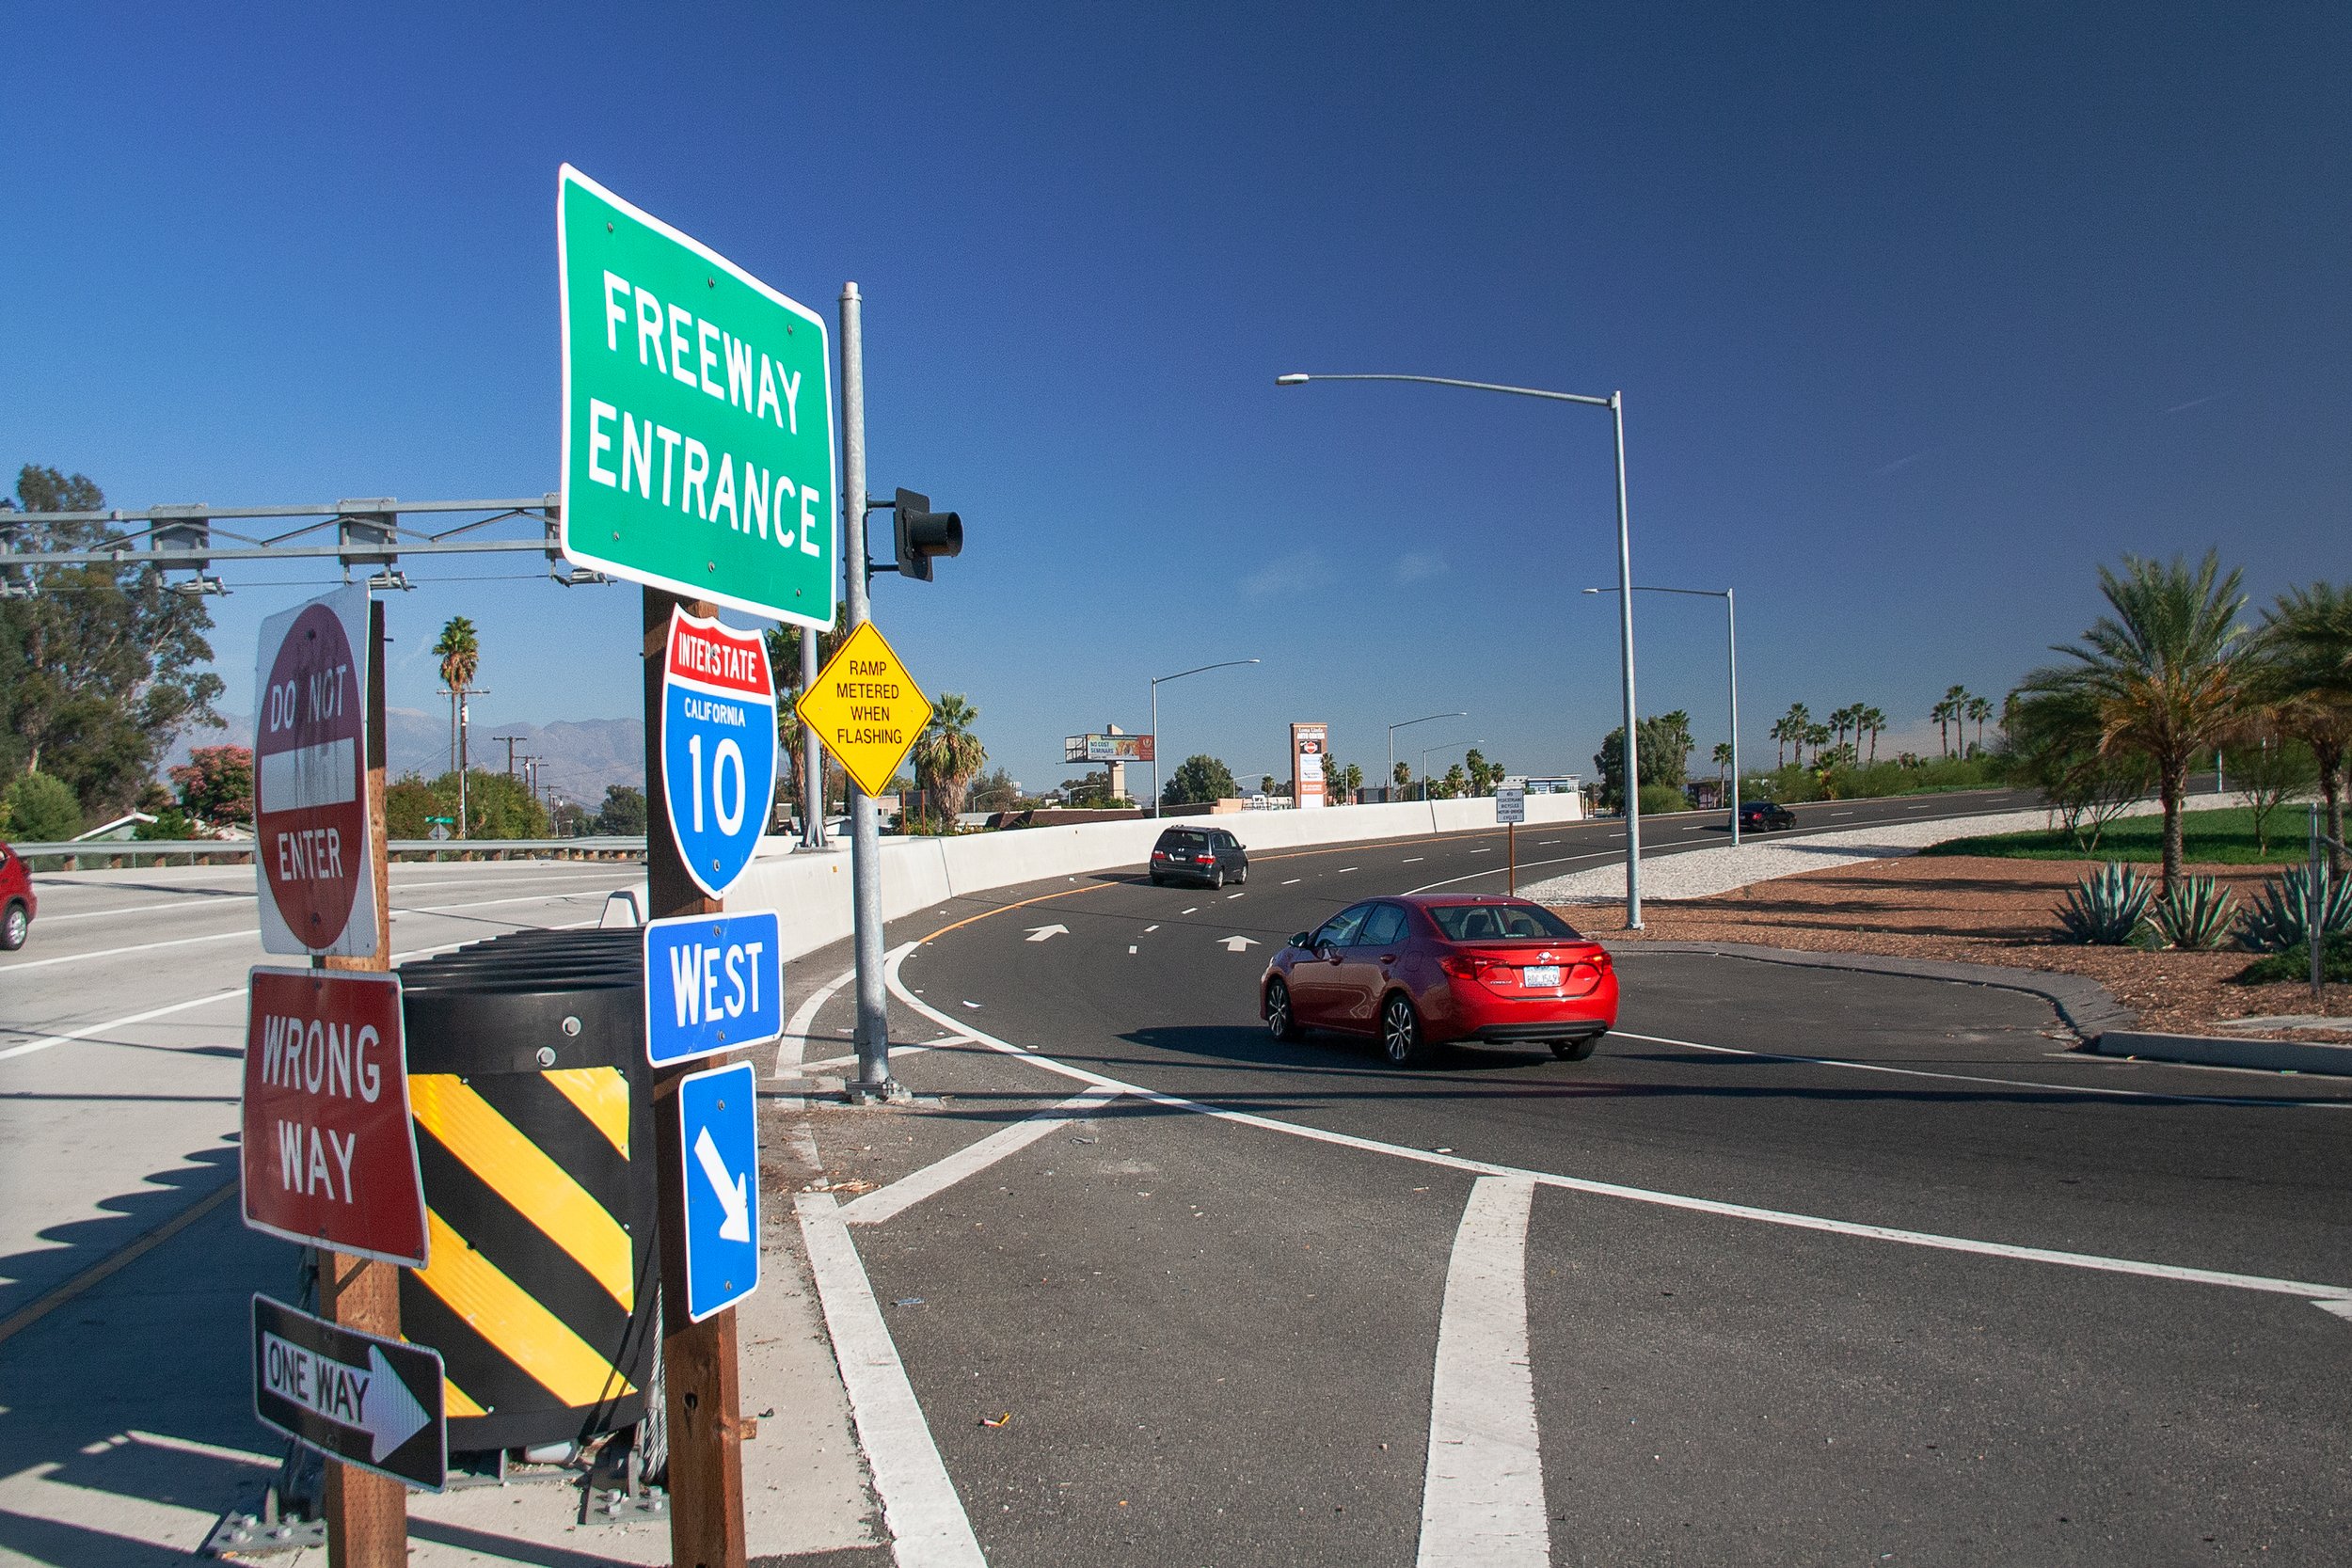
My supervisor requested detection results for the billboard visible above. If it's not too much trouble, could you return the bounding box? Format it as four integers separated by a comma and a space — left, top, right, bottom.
1291, 722, 1328, 810
1063, 734, 1155, 764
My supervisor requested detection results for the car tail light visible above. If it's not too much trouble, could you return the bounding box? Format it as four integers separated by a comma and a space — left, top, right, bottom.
1439, 953, 1516, 983
1196, 853, 1214, 863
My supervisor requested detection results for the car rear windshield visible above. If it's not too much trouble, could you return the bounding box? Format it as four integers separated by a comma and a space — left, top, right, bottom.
1158, 832, 1208, 850
1427, 903, 1585, 942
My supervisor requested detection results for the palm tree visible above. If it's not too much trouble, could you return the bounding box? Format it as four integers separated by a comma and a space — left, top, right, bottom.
1965, 695, 1994, 756
912, 692, 989, 822
2018, 550, 2250, 891
434, 616, 479, 773
2254, 581, 2352, 873
1777, 703, 1812, 768
1860, 705, 1887, 762
1932, 685, 1968, 757
1711, 740, 1734, 803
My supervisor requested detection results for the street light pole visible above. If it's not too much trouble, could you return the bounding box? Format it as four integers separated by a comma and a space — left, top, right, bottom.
1279, 372, 1644, 927
1149, 657, 1260, 816
1421, 738, 1484, 800
1388, 710, 1467, 803
1584, 583, 1740, 845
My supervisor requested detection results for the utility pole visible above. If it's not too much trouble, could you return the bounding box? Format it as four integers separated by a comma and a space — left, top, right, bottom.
500, 736, 523, 778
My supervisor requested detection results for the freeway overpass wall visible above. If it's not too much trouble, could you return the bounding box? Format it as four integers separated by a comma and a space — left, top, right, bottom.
731, 792, 1585, 965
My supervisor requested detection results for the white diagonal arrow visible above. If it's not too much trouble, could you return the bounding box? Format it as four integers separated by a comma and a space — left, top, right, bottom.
1219, 935, 1261, 952
362, 1344, 432, 1461
694, 1125, 752, 1243
1025, 924, 1070, 942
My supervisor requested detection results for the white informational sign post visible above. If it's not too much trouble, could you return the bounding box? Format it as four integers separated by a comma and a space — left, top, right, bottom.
253, 584, 380, 958
1291, 721, 1328, 810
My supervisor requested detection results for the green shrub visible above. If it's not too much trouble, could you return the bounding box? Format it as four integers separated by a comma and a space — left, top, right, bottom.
133, 809, 199, 842
1636, 784, 1689, 816
2233, 934, 2352, 986
2056, 863, 2152, 944
2, 772, 83, 842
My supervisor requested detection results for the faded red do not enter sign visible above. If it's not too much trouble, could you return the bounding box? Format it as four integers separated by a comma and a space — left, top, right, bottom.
253, 586, 377, 957
242, 968, 427, 1267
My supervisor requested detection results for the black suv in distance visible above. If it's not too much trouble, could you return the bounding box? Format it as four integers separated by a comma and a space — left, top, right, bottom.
1739, 800, 1797, 832
1150, 825, 1250, 888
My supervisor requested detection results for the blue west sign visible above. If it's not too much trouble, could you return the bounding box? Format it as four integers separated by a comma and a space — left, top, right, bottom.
660, 608, 778, 898
644, 910, 784, 1069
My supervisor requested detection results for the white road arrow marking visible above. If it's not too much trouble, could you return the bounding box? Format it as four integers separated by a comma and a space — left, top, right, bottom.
1219, 936, 1261, 953
694, 1126, 752, 1243
1025, 924, 1070, 942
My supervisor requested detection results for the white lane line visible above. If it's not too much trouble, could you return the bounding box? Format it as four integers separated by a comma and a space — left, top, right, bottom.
1336, 867, 1358, 873
840, 1088, 1120, 1227
795, 1195, 988, 1568
1470, 847, 1491, 854
1281, 879, 1301, 885
2, 888, 609, 974
2317, 1300, 2352, 1323
1403, 857, 1424, 863
39, 895, 258, 923
0, 922, 599, 1065
1129, 945, 1138, 954
1182, 907, 1199, 915
1609, 1029, 2352, 1110
777, 965, 859, 1079
1419, 1176, 1548, 1567
1539, 841, 1559, 846
880, 950, 2352, 1305
1143, 925, 1161, 932
1407, 849, 1615, 895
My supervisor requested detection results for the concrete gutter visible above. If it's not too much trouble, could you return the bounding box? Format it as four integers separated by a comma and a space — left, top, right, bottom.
2089, 1031, 2352, 1077
1612, 941, 2137, 1039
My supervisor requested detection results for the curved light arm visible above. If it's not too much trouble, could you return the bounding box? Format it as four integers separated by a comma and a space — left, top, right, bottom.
1582, 584, 1727, 599
1388, 709, 1467, 735
1152, 657, 1260, 689
1278, 372, 1613, 409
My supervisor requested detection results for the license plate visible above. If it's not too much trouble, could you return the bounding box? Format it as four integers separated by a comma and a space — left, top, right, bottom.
1522, 965, 1560, 988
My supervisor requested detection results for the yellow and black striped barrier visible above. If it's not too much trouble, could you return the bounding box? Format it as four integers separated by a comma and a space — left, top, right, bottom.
398, 935, 659, 1453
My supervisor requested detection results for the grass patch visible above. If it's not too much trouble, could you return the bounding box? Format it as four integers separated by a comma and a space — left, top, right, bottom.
2233, 934, 2352, 986
1919, 806, 2312, 865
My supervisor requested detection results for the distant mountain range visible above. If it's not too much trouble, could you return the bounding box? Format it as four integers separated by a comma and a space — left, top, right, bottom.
164, 710, 647, 807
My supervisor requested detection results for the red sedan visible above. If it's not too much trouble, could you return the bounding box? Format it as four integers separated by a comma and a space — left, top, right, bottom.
0, 842, 35, 951
1261, 895, 1615, 1066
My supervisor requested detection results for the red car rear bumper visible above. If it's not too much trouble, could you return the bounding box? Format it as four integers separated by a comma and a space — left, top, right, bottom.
1417, 972, 1618, 1044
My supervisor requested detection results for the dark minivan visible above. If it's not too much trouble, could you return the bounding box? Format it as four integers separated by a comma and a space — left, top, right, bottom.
1149, 825, 1250, 888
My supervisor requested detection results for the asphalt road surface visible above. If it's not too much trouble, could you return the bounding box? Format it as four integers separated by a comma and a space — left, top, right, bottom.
782, 789, 2352, 1566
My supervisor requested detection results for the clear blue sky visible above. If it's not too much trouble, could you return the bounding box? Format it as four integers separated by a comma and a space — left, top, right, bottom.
7, 4, 2345, 800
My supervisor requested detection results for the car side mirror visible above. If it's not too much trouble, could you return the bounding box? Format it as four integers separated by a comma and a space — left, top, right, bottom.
1290, 931, 1311, 949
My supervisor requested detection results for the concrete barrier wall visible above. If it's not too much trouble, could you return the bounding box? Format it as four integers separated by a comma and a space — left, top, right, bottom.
730, 793, 1585, 964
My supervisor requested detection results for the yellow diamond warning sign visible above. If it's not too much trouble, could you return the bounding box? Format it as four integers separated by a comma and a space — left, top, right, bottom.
796, 621, 932, 799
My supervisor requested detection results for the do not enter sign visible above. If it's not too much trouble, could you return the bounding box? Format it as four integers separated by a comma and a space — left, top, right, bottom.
254, 585, 378, 958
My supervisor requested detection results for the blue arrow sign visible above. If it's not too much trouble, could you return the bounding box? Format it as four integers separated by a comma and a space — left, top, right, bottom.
677, 1060, 759, 1323
644, 910, 784, 1068
660, 608, 779, 899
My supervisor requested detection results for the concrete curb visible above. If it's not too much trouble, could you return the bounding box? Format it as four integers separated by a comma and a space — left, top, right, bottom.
2089, 1030, 2352, 1077
1609, 940, 2137, 1039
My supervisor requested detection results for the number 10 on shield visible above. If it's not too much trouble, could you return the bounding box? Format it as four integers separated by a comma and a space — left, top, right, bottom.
660, 609, 780, 899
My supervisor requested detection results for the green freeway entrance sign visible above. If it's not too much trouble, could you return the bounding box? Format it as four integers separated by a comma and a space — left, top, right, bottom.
557, 165, 836, 629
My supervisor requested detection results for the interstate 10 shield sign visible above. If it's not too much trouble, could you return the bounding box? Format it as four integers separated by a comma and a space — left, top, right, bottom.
660, 609, 778, 898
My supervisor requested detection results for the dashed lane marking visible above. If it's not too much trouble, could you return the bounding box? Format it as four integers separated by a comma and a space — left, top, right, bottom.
1281, 879, 1301, 885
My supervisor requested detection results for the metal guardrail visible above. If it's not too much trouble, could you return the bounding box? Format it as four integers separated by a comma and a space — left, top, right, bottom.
9, 836, 647, 867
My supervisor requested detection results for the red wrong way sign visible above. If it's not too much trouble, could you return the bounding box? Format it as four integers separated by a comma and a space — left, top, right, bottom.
254, 584, 378, 957
242, 968, 427, 1267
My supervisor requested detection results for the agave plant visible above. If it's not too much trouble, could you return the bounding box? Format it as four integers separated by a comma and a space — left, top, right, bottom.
2056, 863, 2153, 945
2149, 875, 2236, 950
2238, 865, 2352, 954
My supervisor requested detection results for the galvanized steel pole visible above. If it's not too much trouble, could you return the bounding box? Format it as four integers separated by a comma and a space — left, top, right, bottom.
1612, 393, 1643, 927
1725, 588, 1740, 847
839, 283, 896, 1097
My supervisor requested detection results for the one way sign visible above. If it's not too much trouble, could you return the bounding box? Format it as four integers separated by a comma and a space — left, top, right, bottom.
252, 1294, 445, 1490
677, 1060, 760, 1322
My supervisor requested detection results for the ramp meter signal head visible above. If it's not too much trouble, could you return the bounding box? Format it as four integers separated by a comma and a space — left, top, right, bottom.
893, 488, 962, 582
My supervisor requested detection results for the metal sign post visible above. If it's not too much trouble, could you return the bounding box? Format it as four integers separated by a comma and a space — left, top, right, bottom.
1497, 782, 1525, 895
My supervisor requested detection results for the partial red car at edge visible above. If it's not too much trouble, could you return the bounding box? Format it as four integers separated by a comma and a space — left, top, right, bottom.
0, 842, 36, 952
1261, 894, 1615, 1066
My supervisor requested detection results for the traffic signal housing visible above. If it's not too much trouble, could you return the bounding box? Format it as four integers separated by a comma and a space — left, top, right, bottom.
893, 488, 962, 582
